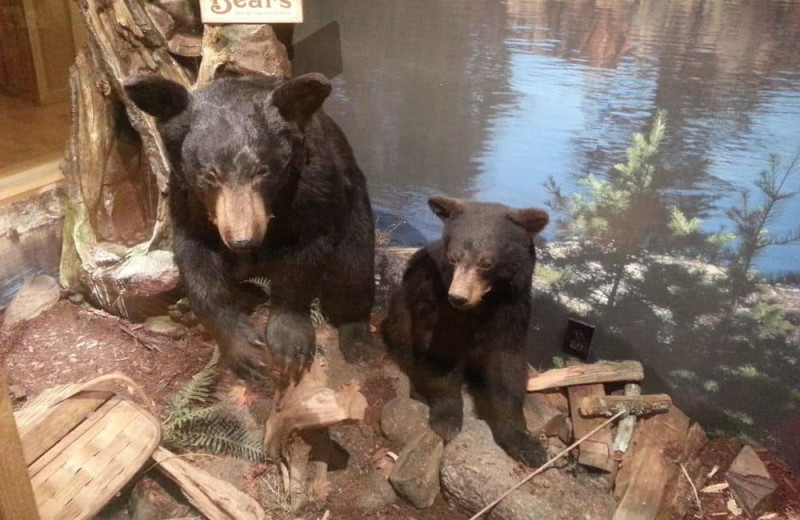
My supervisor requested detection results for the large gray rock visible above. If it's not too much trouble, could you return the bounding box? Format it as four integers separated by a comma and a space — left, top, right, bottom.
2, 274, 61, 330
381, 396, 432, 447
441, 419, 616, 520
389, 430, 444, 508
355, 470, 397, 512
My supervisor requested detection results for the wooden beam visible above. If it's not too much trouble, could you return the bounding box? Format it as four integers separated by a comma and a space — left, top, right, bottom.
579, 393, 671, 418
0, 372, 40, 520
527, 360, 644, 392
612, 406, 691, 520
568, 381, 613, 472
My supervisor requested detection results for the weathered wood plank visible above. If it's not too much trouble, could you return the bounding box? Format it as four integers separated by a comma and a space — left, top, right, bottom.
612, 406, 691, 520
153, 446, 266, 520
568, 382, 613, 471
0, 372, 40, 520
528, 361, 644, 392
612, 383, 640, 454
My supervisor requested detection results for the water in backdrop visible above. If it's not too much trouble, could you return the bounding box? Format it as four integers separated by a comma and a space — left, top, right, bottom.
295, 0, 800, 467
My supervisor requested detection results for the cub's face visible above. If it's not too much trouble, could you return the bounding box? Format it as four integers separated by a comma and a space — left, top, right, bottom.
124, 73, 332, 253
428, 196, 549, 310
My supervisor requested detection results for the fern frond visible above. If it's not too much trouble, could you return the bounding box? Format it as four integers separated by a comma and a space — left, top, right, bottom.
244, 277, 272, 296
181, 417, 266, 462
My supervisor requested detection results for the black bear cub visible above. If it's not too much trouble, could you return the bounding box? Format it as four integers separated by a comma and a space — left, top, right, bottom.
124, 73, 374, 377
381, 195, 549, 466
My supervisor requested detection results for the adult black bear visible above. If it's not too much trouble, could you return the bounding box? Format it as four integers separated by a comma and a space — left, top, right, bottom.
381, 196, 549, 466
124, 73, 374, 376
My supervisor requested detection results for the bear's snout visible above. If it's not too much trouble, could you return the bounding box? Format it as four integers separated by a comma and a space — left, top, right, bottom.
214, 184, 271, 253
448, 265, 490, 309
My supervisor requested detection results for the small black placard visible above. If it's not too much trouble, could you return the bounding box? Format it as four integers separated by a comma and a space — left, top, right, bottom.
562, 318, 595, 360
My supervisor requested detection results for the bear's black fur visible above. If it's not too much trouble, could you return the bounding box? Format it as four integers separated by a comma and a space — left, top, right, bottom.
381, 195, 549, 466
124, 73, 375, 376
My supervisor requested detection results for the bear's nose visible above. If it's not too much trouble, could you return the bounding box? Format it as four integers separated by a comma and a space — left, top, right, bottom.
448, 294, 468, 308
228, 239, 261, 252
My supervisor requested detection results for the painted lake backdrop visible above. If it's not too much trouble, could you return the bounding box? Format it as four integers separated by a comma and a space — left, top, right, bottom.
294, 0, 800, 467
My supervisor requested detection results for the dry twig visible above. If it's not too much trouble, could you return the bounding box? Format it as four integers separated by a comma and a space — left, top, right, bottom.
679, 462, 702, 514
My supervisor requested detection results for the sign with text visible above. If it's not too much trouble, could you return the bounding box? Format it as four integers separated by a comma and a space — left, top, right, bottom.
200, 0, 303, 24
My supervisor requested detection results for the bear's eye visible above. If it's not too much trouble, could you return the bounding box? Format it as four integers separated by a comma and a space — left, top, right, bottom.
447, 252, 461, 265
477, 258, 493, 271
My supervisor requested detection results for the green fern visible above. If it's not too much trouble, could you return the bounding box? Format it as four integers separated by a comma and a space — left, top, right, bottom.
246, 276, 328, 326
176, 417, 266, 462
161, 348, 266, 462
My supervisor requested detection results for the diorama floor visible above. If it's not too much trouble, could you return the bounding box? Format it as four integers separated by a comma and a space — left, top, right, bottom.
0, 301, 469, 520
1, 300, 799, 520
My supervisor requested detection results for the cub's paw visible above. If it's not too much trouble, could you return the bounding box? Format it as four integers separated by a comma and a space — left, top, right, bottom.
498, 430, 548, 467
429, 406, 463, 443
224, 320, 270, 379
339, 321, 374, 364
266, 307, 316, 375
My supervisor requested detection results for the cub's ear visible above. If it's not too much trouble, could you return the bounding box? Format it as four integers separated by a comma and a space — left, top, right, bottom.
123, 75, 190, 120
428, 195, 465, 221
506, 208, 549, 234
271, 73, 332, 129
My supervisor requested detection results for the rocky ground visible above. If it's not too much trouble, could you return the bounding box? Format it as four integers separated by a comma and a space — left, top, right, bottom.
2, 283, 800, 520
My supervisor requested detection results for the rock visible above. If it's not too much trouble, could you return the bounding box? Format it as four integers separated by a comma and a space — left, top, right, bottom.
143, 315, 188, 339
8, 384, 27, 402
2, 274, 61, 330
726, 445, 779, 519
389, 430, 444, 508
441, 419, 616, 520
128, 473, 196, 520
102, 250, 181, 322
375, 247, 420, 288
355, 470, 397, 512
381, 396, 432, 447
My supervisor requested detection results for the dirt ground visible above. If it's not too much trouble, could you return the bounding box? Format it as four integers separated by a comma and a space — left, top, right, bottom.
2, 300, 799, 520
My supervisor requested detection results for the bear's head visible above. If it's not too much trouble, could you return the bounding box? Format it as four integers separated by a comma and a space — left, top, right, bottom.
428, 195, 549, 310
123, 73, 332, 253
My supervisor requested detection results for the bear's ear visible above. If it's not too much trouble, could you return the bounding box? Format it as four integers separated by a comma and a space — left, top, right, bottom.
506, 208, 549, 234
271, 73, 332, 129
123, 75, 190, 120
428, 196, 465, 221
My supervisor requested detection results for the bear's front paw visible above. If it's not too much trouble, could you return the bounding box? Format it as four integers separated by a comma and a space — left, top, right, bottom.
224, 320, 270, 379
497, 430, 548, 467
429, 408, 463, 442
339, 321, 374, 363
266, 307, 316, 375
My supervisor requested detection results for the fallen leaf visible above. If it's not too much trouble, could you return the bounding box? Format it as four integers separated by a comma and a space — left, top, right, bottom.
727, 497, 743, 516
369, 324, 377, 333
757, 513, 778, 520
707, 465, 719, 479
701, 482, 729, 493
340, 380, 361, 392
229, 385, 257, 407
311, 477, 332, 500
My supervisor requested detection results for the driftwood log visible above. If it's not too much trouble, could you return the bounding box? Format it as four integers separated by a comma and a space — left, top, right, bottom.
152, 446, 266, 520
264, 356, 368, 511
527, 360, 644, 392
579, 393, 671, 418
62, 0, 290, 320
